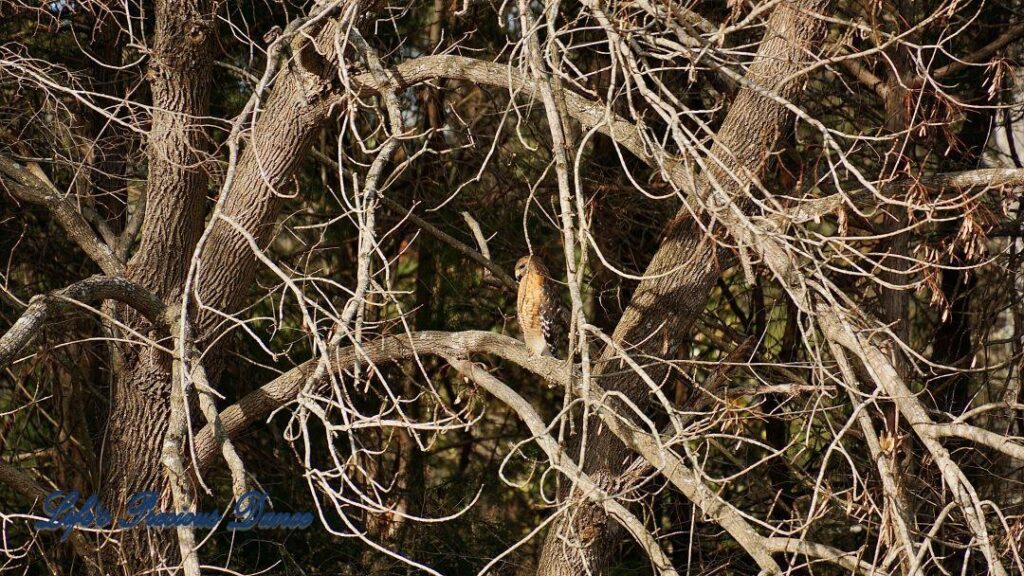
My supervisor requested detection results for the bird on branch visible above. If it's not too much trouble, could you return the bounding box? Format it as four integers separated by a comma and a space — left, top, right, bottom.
514, 255, 566, 358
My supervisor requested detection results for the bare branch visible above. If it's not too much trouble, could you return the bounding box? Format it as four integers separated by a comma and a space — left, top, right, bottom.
0, 154, 124, 276
0, 275, 166, 369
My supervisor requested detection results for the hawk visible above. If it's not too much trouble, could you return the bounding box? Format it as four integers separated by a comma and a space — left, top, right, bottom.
514, 255, 562, 357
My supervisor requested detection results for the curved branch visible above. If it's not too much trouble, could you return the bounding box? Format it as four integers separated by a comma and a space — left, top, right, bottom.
764, 538, 883, 575
356, 56, 1024, 231
922, 422, 1024, 461
0, 155, 125, 276
349, 55, 696, 194
789, 167, 1024, 226
450, 359, 677, 576
194, 330, 877, 574
925, 22, 1024, 83
194, 330, 568, 471
0, 275, 166, 368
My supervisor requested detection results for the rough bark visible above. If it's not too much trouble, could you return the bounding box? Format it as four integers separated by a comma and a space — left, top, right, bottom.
192, 21, 344, 343
99, 10, 354, 571
535, 2, 830, 574
878, 45, 913, 377
0, 276, 165, 369
48, 2, 829, 569
101, 0, 213, 570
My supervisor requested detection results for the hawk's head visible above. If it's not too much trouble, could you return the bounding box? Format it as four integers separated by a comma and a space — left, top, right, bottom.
514, 255, 549, 281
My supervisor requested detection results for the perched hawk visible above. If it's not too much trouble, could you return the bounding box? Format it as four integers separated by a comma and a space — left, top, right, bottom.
514, 255, 562, 357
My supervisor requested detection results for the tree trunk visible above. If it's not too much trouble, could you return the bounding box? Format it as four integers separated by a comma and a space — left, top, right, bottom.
536, 2, 830, 573
101, 0, 213, 571
99, 12, 356, 572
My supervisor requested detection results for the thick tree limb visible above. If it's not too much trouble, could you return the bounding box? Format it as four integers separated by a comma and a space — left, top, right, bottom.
191, 17, 348, 344
764, 538, 882, 575
0, 154, 124, 276
0, 459, 49, 501
0, 275, 166, 369
925, 422, 1024, 460
123, 0, 213, 301
194, 331, 567, 471
102, 0, 217, 568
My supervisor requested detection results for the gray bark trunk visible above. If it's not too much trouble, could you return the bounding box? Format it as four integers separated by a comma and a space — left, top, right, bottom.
99, 12, 352, 573
101, 0, 213, 570
536, 2, 830, 573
